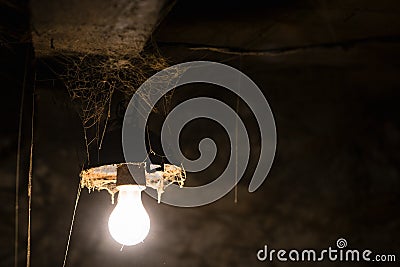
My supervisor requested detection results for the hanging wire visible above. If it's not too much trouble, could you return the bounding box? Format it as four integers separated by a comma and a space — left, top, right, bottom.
61, 85, 87, 267
234, 95, 239, 204
62, 179, 82, 267
234, 56, 243, 204
15, 48, 30, 267
26, 72, 36, 267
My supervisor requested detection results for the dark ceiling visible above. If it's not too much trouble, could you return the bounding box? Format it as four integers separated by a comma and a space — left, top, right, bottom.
1, 0, 399, 267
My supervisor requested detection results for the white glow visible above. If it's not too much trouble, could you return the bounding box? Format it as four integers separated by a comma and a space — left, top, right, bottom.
108, 185, 150, 246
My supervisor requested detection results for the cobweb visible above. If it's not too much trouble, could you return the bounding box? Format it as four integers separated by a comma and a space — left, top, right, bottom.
57, 50, 182, 163
80, 163, 186, 204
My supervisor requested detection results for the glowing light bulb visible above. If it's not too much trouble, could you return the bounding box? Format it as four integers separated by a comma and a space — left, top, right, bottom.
108, 185, 150, 246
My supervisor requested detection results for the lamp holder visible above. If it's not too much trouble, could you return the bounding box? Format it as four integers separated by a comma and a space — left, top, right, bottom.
80, 162, 186, 203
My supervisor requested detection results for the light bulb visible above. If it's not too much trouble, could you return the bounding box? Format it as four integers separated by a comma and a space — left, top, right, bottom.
108, 185, 150, 246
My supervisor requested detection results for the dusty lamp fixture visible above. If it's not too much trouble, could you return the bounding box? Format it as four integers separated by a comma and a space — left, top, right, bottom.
80, 163, 186, 246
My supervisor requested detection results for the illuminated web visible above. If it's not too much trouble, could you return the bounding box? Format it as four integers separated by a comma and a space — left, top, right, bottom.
57, 50, 185, 162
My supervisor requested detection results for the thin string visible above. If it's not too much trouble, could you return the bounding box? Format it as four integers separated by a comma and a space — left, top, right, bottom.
15, 48, 30, 267
26, 72, 36, 267
62, 180, 82, 267
234, 96, 239, 204
61, 87, 86, 267
98, 88, 114, 150
234, 57, 242, 203
145, 125, 168, 161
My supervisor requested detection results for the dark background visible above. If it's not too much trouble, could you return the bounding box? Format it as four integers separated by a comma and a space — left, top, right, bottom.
1, 0, 399, 266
